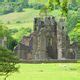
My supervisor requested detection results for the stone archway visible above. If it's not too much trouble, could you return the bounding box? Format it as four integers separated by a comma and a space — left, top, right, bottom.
46, 37, 57, 59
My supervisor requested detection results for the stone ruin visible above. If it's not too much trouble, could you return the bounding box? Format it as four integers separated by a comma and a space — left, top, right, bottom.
14, 36, 32, 60
14, 16, 77, 61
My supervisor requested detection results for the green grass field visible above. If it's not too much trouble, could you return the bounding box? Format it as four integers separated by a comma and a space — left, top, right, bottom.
0, 9, 39, 23
0, 8, 40, 28
0, 63, 80, 80
29, 0, 48, 4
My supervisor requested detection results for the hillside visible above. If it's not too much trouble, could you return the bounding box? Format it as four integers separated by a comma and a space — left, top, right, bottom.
0, 8, 39, 28
0, 8, 40, 41
29, 0, 48, 4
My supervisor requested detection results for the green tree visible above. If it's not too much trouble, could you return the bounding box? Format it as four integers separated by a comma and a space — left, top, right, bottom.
0, 24, 18, 50
48, 0, 68, 16
68, 0, 77, 10
60, 0, 68, 16
0, 0, 4, 2
39, 5, 49, 17
0, 46, 19, 80
48, 0, 54, 10
0, 24, 8, 38
14, 3, 23, 12
48, 0, 60, 10
22, 0, 29, 8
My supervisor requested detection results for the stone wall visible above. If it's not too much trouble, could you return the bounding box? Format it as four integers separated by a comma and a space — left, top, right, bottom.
14, 16, 77, 61
32, 16, 76, 60
32, 17, 64, 60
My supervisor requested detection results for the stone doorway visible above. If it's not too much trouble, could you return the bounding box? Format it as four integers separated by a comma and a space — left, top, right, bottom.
46, 46, 58, 59
46, 36, 58, 59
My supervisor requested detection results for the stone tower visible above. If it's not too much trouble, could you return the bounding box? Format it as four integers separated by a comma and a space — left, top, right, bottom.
57, 17, 68, 60
44, 17, 57, 59
32, 18, 47, 60
32, 16, 58, 60
31, 16, 74, 60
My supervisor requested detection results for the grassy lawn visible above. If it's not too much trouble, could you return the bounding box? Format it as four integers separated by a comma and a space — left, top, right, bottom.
0, 63, 80, 80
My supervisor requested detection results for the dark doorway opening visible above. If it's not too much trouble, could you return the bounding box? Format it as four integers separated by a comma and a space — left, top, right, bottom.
46, 46, 57, 59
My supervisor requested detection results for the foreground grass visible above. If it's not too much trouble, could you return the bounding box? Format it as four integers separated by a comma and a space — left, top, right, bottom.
0, 63, 80, 80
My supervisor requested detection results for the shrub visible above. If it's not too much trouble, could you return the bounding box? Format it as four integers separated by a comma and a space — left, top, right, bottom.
16, 21, 21, 23
0, 46, 19, 80
28, 3, 44, 10
26, 28, 32, 33
68, 4, 78, 11
33, 3, 44, 10
14, 3, 23, 12
28, 3, 34, 8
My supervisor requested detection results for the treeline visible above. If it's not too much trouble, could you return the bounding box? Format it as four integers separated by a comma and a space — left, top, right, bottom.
0, 0, 29, 14
0, 0, 45, 14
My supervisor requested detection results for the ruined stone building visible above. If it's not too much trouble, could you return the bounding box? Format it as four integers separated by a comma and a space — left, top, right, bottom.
14, 36, 32, 60
14, 16, 77, 61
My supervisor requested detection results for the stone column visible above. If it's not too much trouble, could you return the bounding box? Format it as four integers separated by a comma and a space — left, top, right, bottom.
34, 18, 37, 31
34, 17, 42, 32
32, 18, 39, 60
57, 17, 67, 60
33, 17, 48, 60
51, 17, 57, 59
32, 32, 38, 60
34, 28, 47, 60
38, 28, 47, 60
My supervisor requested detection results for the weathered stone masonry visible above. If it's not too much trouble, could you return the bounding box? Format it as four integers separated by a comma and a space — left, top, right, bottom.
31, 16, 75, 60
14, 16, 76, 61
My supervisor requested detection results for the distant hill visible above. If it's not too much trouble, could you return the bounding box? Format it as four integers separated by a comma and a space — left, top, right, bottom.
0, 8, 39, 24
29, 0, 48, 4
0, 8, 39, 41
0, 0, 48, 15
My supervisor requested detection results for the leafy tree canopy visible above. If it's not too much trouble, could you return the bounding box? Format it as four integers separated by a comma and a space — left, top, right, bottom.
0, 46, 19, 80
